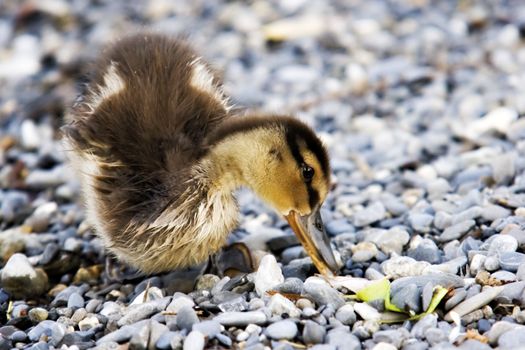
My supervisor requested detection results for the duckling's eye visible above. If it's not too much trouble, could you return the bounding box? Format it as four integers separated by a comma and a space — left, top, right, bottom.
301, 164, 314, 182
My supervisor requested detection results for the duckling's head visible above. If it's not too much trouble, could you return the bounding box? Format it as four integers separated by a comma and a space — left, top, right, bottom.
208, 115, 339, 275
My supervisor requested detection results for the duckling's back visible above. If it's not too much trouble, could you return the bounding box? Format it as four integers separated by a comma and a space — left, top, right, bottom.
62, 33, 230, 249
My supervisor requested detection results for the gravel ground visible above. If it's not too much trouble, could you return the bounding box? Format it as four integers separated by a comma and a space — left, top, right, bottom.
1, 0, 525, 349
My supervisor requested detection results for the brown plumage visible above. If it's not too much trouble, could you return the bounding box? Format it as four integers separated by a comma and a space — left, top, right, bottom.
62, 33, 338, 275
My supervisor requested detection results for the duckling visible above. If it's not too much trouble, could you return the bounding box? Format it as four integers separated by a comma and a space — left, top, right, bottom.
62, 33, 338, 276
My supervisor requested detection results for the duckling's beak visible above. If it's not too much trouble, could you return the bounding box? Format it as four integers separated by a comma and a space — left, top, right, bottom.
285, 209, 339, 276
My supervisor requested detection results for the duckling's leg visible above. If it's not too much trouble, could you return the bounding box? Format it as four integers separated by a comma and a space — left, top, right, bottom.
104, 255, 145, 282
207, 242, 255, 278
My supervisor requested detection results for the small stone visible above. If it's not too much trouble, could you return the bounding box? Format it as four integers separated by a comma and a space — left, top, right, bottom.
517, 264, 525, 281
381, 256, 430, 278
24, 202, 58, 232
70, 308, 87, 323
117, 298, 170, 326
351, 242, 378, 262
215, 333, 232, 347
67, 292, 84, 309
28, 307, 49, 322
303, 320, 325, 344
183, 331, 205, 350
484, 256, 500, 272
438, 220, 475, 242
148, 320, 169, 350
486, 321, 524, 345
365, 227, 410, 256
373, 343, 397, 350
445, 286, 504, 321
129, 321, 150, 350
214, 311, 267, 326
487, 235, 518, 255
96, 320, 149, 344
498, 328, 525, 349
335, 304, 356, 325
326, 328, 361, 350
265, 320, 298, 340
296, 298, 314, 310
268, 293, 301, 318
445, 289, 467, 311
391, 283, 421, 314
166, 294, 195, 313
407, 238, 441, 264
373, 329, 408, 349
156, 331, 181, 350
411, 314, 438, 339
491, 271, 517, 283
408, 213, 434, 233
192, 320, 221, 338
1, 253, 48, 298
499, 252, 525, 272
78, 315, 100, 331
272, 278, 304, 294
10, 330, 27, 342
354, 303, 380, 321
353, 202, 386, 227
478, 319, 491, 333
303, 281, 345, 309
434, 211, 453, 230
63, 237, 83, 252
130, 287, 164, 305
482, 205, 511, 222
254, 255, 284, 297
425, 327, 447, 346
176, 306, 199, 331
195, 274, 220, 291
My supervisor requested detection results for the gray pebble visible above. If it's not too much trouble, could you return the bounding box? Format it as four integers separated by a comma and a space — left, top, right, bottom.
155, 331, 182, 350
265, 320, 298, 340
445, 288, 467, 311
407, 238, 442, 264
302, 320, 325, 344
373, 328, 409, 348
438, 220, 476, 242
326, 328, 361, 350
272, 278, 304, 294
498, 328, 525, 349
353, 202, 386, 227
487, 235, 518, 255
408, 213, 434, 233
214, 311, 267, 326
67, 292, 84, 309
411, 314, 438, 339
118, 298, 170, 327
335, 304, 356, 326
391, 283, 421, 314
303, 282, 345, 310
183, 330, 205, 350
192, 320, 221, 337
176, 305, 199, 331
491, 271, 517, 283
129, 321, 150, 349
499, 252, 525, 272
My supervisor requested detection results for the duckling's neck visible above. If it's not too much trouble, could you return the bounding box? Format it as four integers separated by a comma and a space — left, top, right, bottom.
201, 128, 274, 194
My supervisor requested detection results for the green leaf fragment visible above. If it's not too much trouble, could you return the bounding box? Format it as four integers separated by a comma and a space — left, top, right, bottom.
353, 278, 450, 323
355, 278, 389, 302
408, 285, 449, 321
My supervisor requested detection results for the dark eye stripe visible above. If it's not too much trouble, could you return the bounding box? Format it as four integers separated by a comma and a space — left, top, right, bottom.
285, 131, 319, 209
285, 130, 304, 166
307, 186, 319, 209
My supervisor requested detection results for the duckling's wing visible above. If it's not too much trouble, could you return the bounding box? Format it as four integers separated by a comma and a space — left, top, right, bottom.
63, 33, 230, 222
